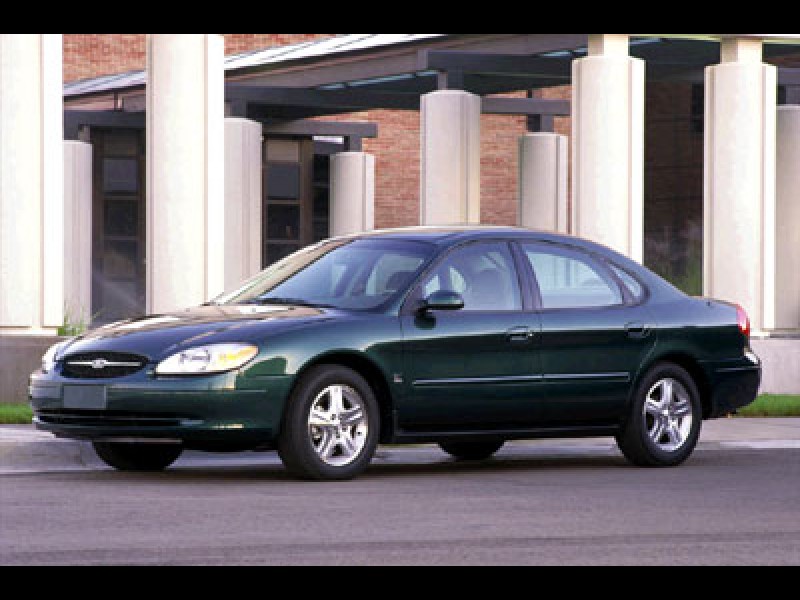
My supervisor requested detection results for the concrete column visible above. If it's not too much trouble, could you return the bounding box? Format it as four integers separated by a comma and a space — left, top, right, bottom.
224, 118, 263, 291
0, 34, 63, 334
775, 106, 800, 331
572, 34, 644, 261
63, 141, 92, 323
518, 132, 569, 233
704, 37, 777, 333
330, 152, 375, 236
420, 90, 481, 225
146, 34, 224, 313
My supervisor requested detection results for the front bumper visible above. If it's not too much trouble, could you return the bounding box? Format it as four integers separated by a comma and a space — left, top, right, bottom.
704, 350, 762, 419
29, 369, 293, 446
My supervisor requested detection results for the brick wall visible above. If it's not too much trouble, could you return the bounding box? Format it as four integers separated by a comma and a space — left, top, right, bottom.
64, 34, 147, 83
362, 110, 423, 229
63, 34, 337, 82
223, 34, 336, 56
479, 111, 528, 226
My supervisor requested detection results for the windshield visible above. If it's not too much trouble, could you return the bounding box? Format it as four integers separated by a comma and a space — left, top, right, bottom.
213, 238, 435, 311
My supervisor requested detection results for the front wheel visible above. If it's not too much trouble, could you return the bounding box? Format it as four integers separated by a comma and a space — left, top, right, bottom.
278, 365, 379, 481
616, 363, 702, 467
439, 440, 504, 461
92, 442, 183, 472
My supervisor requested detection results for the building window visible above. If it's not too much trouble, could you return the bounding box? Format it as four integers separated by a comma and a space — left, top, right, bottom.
313, 154, 331, 243
262, 138, 332, 268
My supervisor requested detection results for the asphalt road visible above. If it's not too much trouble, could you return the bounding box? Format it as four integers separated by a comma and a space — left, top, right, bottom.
2, 443, 799, 566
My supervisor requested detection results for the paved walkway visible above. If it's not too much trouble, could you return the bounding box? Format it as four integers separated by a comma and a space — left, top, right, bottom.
2, 419, 799, 475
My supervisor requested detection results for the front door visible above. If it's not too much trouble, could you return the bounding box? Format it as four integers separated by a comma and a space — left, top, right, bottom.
90, 128, 146, 325
399, 241, 543, 430
520, 242, 656, 425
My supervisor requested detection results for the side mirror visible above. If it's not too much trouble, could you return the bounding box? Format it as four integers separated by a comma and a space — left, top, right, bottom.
420, 290, 465, 313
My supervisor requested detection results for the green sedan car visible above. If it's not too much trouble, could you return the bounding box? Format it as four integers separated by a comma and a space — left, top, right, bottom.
30, 227, 761, 480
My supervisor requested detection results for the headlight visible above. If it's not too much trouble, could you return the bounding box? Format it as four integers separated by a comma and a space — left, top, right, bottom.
41, 340, 69, 374
155, 343, 259, 375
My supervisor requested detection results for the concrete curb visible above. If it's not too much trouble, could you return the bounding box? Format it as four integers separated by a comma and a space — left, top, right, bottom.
2, 419, 800, 475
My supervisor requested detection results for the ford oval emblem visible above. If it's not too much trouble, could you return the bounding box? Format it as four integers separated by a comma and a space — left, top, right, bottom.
91, 359, 108, 370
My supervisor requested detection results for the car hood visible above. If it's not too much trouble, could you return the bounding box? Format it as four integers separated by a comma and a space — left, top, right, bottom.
56, 304, 337, 362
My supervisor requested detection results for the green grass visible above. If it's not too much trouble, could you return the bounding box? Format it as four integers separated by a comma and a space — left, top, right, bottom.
0, 404, 33, 425
0, 395, 798, 425
736, 395, 800, 418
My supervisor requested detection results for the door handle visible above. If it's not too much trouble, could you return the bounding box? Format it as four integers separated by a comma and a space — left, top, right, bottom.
625, 322, 652, 339
506, 327, 534, 343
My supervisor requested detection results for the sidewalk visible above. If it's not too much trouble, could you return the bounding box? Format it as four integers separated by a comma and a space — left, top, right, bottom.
2, 419, 800, 475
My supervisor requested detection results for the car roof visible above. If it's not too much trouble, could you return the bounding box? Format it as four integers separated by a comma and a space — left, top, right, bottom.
344, 225, 608, 252
341, 225, 683, 299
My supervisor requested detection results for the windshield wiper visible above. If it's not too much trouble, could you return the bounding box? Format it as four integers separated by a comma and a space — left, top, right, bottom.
243, 297, 336, 309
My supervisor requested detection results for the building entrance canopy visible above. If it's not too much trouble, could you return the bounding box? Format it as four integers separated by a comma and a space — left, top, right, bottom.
64, 33, 800, 125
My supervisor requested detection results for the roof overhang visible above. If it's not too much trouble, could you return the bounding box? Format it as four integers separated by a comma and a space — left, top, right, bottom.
63, 34, 800, 126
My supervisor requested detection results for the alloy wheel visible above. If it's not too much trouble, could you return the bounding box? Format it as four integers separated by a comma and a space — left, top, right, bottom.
643, 377, 694, 453
307, 384, 368, 467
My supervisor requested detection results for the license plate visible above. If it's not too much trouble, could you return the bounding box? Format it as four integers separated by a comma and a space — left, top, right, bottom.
63, 386, 107, 410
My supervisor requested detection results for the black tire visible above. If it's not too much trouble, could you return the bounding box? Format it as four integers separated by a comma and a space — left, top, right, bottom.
277, 365, 380, 481
616, 363, 702, 468
92, 442, 183, 472
439, 440, 505, 461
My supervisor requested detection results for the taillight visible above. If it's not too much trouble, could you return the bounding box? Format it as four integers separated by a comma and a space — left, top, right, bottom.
736, 304, 751, 338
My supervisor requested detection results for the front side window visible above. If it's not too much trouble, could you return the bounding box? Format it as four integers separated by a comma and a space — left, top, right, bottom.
421, 242, 522, 312
523, 245, 623, 310
215, 239, 434, 311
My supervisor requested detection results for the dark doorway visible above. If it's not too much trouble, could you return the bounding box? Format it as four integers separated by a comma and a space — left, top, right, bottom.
644, 82, 704, 296
90, 128, 146, 324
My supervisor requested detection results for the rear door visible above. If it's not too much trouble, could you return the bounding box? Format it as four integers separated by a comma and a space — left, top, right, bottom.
518, 241, 656, 425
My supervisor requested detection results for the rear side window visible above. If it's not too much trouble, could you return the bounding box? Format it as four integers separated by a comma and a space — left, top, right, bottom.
523, 245, 623, 309
609, 264, 645, 302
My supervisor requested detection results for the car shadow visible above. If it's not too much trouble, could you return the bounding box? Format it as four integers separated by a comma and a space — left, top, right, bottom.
76, 451, 637, 485
366, 454, 633, 480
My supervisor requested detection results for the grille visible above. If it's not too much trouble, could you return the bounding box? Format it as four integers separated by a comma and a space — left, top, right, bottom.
61, 352, 148, 379
36, 410, 187, 428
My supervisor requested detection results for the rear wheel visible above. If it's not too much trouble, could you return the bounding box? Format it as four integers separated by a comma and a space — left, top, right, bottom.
616, 363, 702, 467
439, 440, 504, 461
278, 365, 379, 481
92, 442, 183, 472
